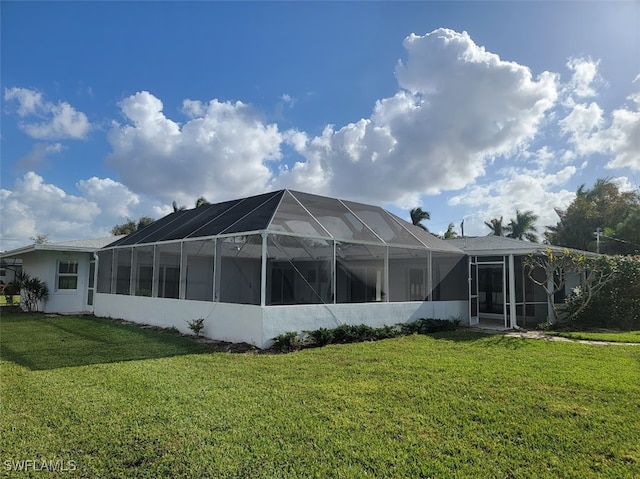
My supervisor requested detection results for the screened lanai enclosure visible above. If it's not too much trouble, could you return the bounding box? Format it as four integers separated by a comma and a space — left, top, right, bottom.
94, 190, 468, 348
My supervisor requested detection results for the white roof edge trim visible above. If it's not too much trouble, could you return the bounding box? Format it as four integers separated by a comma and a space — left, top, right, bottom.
1, 244, 100, 257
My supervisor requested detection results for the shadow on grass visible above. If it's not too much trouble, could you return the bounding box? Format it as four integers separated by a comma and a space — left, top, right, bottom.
0, 313, 214, 371
427, 330, 530, 349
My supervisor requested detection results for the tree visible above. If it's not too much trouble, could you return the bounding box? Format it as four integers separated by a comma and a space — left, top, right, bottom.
506, 210, 539, 242
195, 196, 210, 208
525, 249, 617, 324
604, 206, 640, 255
443, 223, 458, 239
545, 178, 640, 254
410, 207, 430, 232
111, 216, 154, 235
564, 255, 640, 330
30, 234, 50, 244
484, 217, 507, 236
172, 200, 187, 212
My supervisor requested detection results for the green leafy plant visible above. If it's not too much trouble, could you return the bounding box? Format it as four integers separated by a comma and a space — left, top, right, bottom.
400, 318, 458, 335
3, 282, 20, 306
305, 327, 334, 347
271, 331, 302, 353
565, 255, 640, 330
8, 272, 49, 312
186, 318, 206, 337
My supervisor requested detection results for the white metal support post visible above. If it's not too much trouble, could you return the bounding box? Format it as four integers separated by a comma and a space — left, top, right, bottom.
260, 232, 268, 307
508, 254, 516, 329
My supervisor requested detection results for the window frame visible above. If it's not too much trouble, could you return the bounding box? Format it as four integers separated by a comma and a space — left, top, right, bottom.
57, 259, 79, 291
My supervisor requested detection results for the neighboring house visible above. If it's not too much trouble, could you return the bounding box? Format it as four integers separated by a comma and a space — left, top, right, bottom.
94, 190, 469, 348
0, 236, 124, 314
446, 236, 593, 329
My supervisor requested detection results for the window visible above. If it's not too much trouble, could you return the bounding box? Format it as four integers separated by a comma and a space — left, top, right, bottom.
58, 260, 79, 290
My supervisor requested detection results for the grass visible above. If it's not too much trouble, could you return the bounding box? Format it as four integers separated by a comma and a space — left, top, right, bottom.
1, 313, 639, 478
546, 330, 640, 343
0, 295, 21, 306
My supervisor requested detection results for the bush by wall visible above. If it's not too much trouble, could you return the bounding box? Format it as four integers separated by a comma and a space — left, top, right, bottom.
272, 318, 460, 353
566, 255, 640, 330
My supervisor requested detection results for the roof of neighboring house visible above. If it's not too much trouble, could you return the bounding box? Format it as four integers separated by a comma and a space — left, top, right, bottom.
105, 189, 463, 253
0, 236, 125, 259
446, 236, 597, 256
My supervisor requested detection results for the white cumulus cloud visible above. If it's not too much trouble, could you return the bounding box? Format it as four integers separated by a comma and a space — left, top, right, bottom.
564, 57, 602, 103
0, 172, 100, 250
3, 87, 91, 140
0, 172, 169, 250
559, 76, 640, 171
275, 28, 560, 204
106, 91, 283, 204
448, 164, 578, 237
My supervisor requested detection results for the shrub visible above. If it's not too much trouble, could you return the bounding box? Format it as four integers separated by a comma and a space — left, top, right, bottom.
376, 324, 402, 340
331, 324, 378, 343
305, 327, 334, 347
274, 319, 459, 353
271, 331, 302, 353
566, 255, 640, 330
186, 318, 206, 337
8, 272, 49, 312
3, 282, 20, 305
400, 318, 458, 335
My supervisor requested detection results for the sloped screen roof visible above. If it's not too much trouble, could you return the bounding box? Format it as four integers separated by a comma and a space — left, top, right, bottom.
106, 190, 462, 252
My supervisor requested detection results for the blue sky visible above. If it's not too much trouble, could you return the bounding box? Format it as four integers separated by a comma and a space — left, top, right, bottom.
2, 1, 639, 250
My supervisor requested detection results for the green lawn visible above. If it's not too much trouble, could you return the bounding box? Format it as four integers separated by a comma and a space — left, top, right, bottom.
547, 330, 640, 343
1, 313, 639, 478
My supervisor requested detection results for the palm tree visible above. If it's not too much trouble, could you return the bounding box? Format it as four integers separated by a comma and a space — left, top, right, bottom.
195, 196, 210, 208
172, 200, 187, 213
410, 207, 430, 231
506, 210, 539, 242
484, 217, 507, 236
443, 223, 458, 239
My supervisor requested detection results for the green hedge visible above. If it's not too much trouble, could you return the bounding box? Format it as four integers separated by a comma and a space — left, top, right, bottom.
568, 255, 640, 330
271, 318, 459, 353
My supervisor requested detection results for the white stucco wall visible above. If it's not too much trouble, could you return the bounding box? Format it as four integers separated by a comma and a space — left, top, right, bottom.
95, 293, 468, 349
94, 294, 263, 346
261, 300, 468, 348
21, 251, 93, 314
95, 293, 469, 348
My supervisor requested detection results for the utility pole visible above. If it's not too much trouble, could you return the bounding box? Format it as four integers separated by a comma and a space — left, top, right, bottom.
594, 227, 601, 254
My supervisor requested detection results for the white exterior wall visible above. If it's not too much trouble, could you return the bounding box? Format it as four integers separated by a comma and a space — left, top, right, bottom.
94, 294, 263, 346
22, 251, 93, 314
262, 301, 467, 348
95, 293, 467, 349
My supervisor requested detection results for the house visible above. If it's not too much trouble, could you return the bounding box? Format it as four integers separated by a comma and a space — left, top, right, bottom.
446, 236, 592, 329
4, 190, 592, 346
94, 190, 469, 348
0, 236, 123, 313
